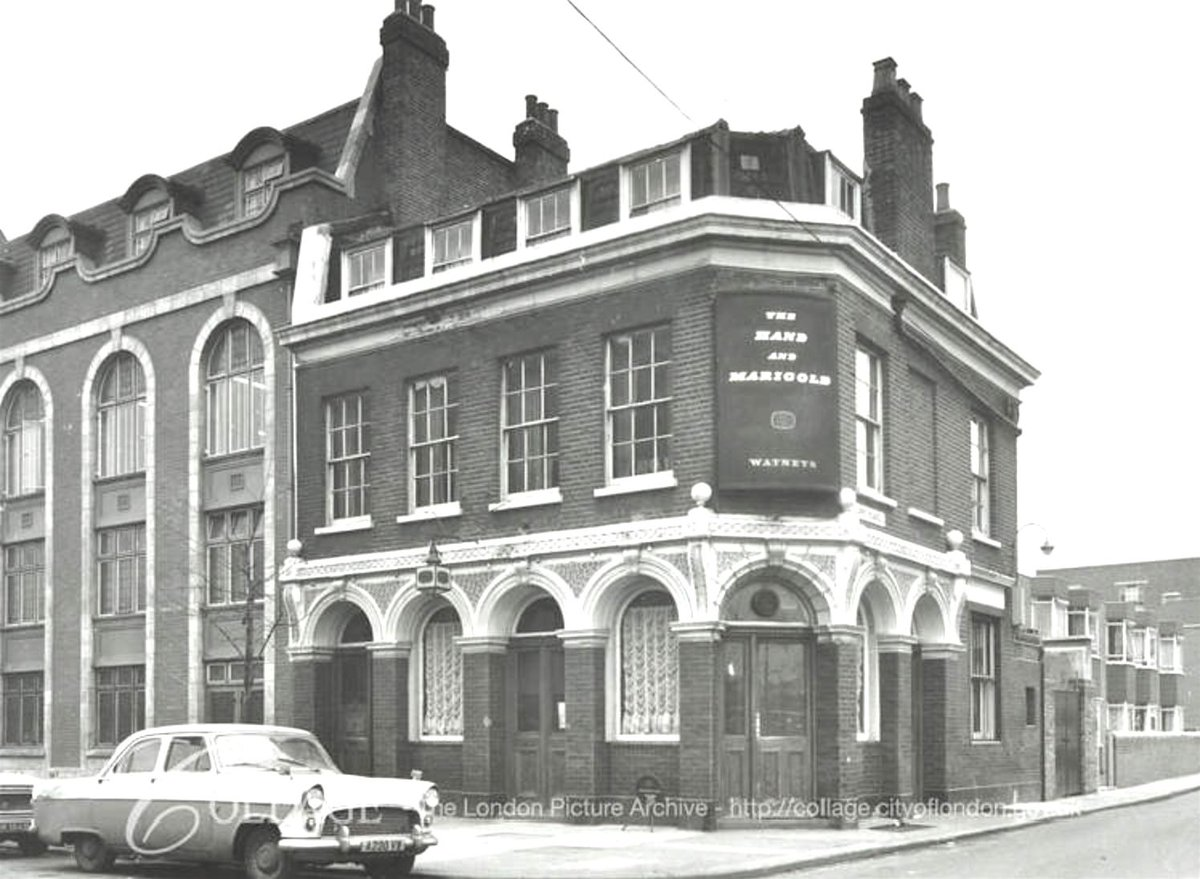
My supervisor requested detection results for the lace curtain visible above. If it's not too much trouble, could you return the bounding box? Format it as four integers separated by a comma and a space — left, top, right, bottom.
422, 616, 462, 736
621, 600, 678, 734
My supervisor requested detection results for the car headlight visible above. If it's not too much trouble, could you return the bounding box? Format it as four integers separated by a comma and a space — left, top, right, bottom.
302, 785, 325, 812
421, 787, 439, 812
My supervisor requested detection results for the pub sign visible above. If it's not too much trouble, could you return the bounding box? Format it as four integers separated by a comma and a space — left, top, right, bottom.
715, 293, 840, 490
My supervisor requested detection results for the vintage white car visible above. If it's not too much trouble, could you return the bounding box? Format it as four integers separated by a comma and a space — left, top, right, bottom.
0, 771, 46, 856
34, 723, 437, 879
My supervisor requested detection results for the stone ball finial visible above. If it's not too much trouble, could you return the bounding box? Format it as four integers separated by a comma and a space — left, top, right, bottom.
945, 529, 964, 551
690, 482, 713, 508
286, 538, 304, 558
838, 487, 857, 512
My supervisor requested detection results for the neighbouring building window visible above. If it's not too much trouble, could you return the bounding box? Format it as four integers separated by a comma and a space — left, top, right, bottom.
501, 352, 559, 496
525, 187, 571, 243
1132, 705, 1148, 732
970, 614, 999, 740
1025, 687, 1038, 726
421, 607, 463, 737
619, 591, 679, 736
1118, 583, 1144, 604
629, 151, 681, 214
409, 374, 458, 509
1107, 703, 1129, 732
97, 524, 146, 616
325, 393, 369, 523
857, 604, 879, 740
96, 352, 146, 478
827, 161, 860, 220
345, 242, 388, 297
606, 326, 672, 481
2, 671, 43, 746
1107, 621, 1128, 661
95, 665, 145, 747
1161, 707, 1182, 732
205, 321, 266, 456
432, 219, 473, 272
1129, 627, 1146, 665
3, 382, 44, 497
206, 660, 263, 724
1146, 627, 1158, 668
855, 347, 883, 493
1067, 608, 1100, 655
242, 154, 286, 217
1160, 635, 1180, 672
970, 416, 991, 535
206, 507, 263, 606
131, 200, 170, 256
38, 232, 73, 285
3, 541, 44, 625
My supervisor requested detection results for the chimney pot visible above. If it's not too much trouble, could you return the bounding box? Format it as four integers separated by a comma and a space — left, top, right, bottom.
420, 4, 435, 28
936, 183, 950, 212
910, 92, 923, 119
872, 57, 897, 94
548, 108, 558, 132
537, 101, 549, 123
897, 77, 911, 100
525, 94, 538, 119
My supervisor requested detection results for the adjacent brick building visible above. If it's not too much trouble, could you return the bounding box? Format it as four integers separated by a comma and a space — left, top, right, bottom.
2, 2, 1050, 820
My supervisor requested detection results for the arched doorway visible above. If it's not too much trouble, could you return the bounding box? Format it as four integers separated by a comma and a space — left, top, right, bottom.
507, 596, 565, 803
719, 579, 814, 809
333, 608, 373, 774
910, 592, 945, 801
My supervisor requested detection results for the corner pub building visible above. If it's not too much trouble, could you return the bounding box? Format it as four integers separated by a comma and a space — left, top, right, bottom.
278, 5, 1042, 824
0, 3, 1044, 823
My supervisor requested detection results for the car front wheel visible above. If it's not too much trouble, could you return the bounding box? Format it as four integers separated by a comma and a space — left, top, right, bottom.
365, 853, 416, 879
73, 834, 116, 872
243, 826, 294, 879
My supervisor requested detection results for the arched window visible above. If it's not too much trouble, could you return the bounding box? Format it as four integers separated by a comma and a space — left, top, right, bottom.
857, 604, 879, 741
619, 590, 678, 735
97, 353, 146, 477
421, 606, 462, 737
3, 382, 44, 497
205, 321, 265, 456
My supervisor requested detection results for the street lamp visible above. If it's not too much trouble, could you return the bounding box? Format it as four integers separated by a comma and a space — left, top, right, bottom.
1013, 522, 1055, 627
1017, 522, 1055, 567
415, 540, 451, 594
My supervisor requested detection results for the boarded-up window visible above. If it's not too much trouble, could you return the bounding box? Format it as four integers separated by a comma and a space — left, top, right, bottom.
581, 167, 619, 231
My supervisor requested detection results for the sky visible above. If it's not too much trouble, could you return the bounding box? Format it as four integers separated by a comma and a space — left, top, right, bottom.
0, 1, 1195, 573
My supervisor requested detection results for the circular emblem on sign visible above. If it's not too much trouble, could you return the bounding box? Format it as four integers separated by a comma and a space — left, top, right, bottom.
770, 410, 797, 430
750, 587, 780, 618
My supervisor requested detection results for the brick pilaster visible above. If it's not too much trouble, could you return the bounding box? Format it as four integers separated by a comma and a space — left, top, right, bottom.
287, 647, 334, 751
560, 630, 609, 820
814, 627, 862, 820
459, 637, 508, 802
368, 642, 410, 778
878, 636, 916, 802
673, 622, 722, 829
917, 643, 965, 801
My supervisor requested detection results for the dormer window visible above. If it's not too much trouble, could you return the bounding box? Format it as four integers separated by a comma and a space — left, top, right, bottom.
431, 218, 474, 273
131, 198, 170, 256
826, 157, 860, 220
345, 242, 389, 297
242, 151, 286, 217
629, 151, 681, 215
38, 229, 73, 285
525, 186, 571, 244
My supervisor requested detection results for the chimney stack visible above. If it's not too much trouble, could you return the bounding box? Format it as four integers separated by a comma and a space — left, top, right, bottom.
934, 182, 967, 276
379, 3, 448, 227
513, 94, 570, 188
862, 58, 936, 283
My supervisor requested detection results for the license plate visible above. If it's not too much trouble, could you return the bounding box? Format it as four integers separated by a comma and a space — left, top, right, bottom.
359, 838, 406, 853
0, 820, 32, 832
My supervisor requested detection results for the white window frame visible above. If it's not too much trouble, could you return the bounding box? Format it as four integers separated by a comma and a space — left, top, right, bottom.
324, 393, 370, 526
417, 606, 463, 741
825, 156, 860, 220
625, 147, 688, 216
970, 416, 991, 537
205, 321, 266, 457
38, 232, 73, 285
1118, 583, 1145, 604
429, 216, 478, 273
408, 374, 459, 513
94, 665, 146, 747
615, 590, 679, 741
857, 605, 880, 742
523, 185, 573, 245
855, 346, 884, 493
970, 614, 999, 741
130, 198, 171, 256
3, 382, 44, 497
205, 660, 263, 724
1107, 621, 1129, 662
500, 351, 559, 500
602, 325, 673, 491
96, 353, 146, 478
205, 507, 264, 607
1160, 634, 1180, 672
1, 671, 43, 746
1129, 627, 1147, 666
241, 152, 286, 218
3, 540, 44, 625
343, 241, 390, 298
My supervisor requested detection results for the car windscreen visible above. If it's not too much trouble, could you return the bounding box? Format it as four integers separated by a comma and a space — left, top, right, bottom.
213, 732, 339, 772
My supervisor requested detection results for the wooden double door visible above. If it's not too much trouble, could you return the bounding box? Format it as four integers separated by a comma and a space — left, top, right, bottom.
720, 632, 812, 810
507, 637, 566, 802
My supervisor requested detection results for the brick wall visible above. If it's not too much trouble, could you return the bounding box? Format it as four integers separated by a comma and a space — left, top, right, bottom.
1110, 732, 1200, 786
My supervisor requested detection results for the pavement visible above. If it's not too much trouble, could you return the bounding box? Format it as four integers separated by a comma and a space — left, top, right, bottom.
407, 773, 1200, 879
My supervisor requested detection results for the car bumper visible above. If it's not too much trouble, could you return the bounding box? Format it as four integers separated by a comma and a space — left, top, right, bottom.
0, 817, 35, 837
279, 830, 437, 859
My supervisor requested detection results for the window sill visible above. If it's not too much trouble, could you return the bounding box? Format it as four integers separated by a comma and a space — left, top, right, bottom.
970, 738, 1001, 745
856, 487, 898, 509
396, 502, 462, 525
93, 612, 147, 621
417, 735, 464, 744
203, 447, 265, 463
907, 507, 944, 527
86, 747, 116, 759
93, 471, 147, 485
1, 490, 45, 501
315, 515, 373, 535
611, 734, 679, 744
593, 471, 677, 498
972, 531, 1002, 549
0, 746, 44, 757
204, 600, 264, 611
488, 488, 563, 512
1, 620, 45, 630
